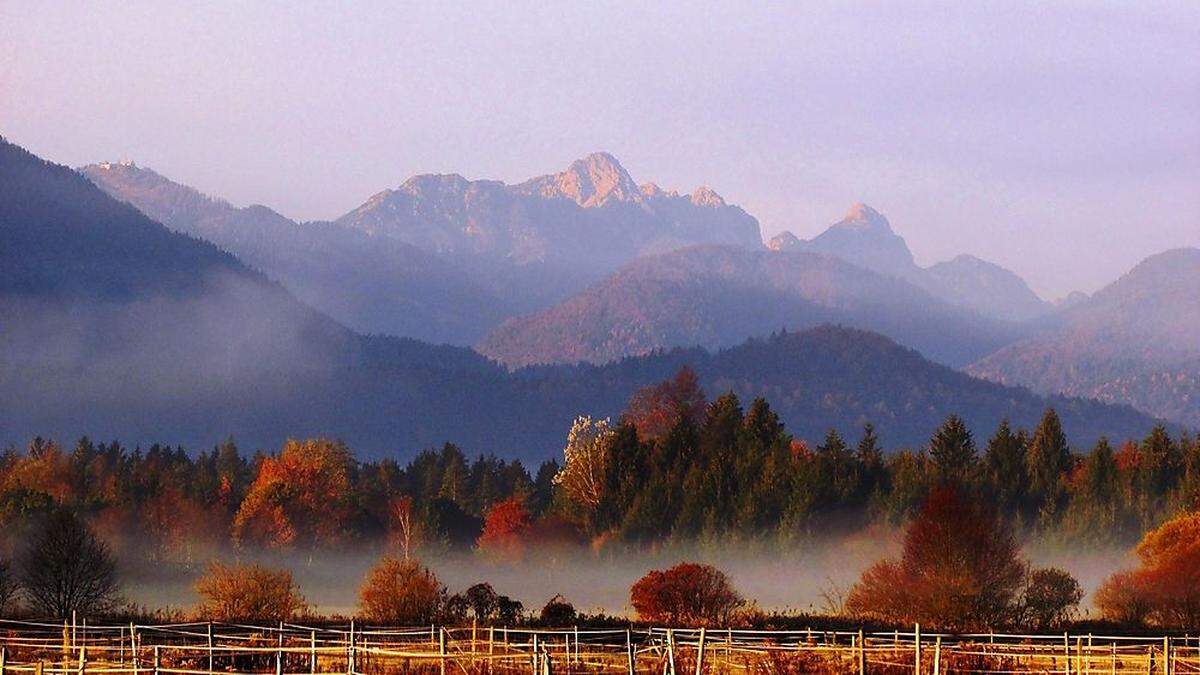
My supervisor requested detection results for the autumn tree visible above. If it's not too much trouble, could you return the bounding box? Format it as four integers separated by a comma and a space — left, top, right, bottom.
1095, 510, 1200, 627
630, 562, 743, 625
476, 496, 532, 559
554, 416, 615, 526
622, 366, 706, 442
845, 485, 1027, 630
194, 561, 307, 621
21, 508, 120, 616
232, 438, 354, 549
358, 557, 445, 624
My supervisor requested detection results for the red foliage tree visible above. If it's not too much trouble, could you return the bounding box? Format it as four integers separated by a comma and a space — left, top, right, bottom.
630, 562, 743, 625
476, 496, 533, 559
844, 485, 1027, 630
622, 367, 706, 442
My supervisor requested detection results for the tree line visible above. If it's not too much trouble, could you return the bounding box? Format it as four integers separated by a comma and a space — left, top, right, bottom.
1, 367, 1197, 566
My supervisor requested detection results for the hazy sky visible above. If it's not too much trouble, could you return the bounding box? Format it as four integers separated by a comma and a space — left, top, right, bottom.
2, 2, 1197, 297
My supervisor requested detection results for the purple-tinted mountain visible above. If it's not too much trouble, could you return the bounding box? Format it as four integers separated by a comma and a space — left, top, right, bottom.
969, 248, 1200, 426
478, 245, 1025, 369
81, 161, 509, 344
771, 204, 1051, 322
334, 152, 763, 310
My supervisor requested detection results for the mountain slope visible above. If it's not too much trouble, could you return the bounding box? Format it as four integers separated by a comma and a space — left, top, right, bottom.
969, 248, 1200, 425
81, 162, 509, 344
773, 204, 1051, 322
477, 245, 1025, 369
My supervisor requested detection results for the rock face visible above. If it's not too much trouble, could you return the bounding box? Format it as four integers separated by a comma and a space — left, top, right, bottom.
477, 244, 1025, 369
969, 248, 1200, 426
770, 204, 1051, 323
802, 203, 920, 279
334, 152, 763, 273
82, 161, 509, 344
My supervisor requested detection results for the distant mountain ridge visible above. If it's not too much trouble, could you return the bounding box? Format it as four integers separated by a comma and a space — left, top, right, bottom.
969, 247, 1200, 426
334, 152, 761, 273
770, 204, 1051, 322
81, 161, 510, 344
0, 138, 1162, 460
477, 244, 1027, 369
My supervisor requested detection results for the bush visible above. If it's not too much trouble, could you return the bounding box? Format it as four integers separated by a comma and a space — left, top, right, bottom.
358, 557, 445, 624
22, 508, 120, 616
630, 562, 743, 625
539, 594, 576, 625
1020, 567, 1082, 630
194, 561, 307, 621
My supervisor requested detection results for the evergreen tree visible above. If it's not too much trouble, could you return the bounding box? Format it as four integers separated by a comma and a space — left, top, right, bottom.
984, 420, 1028, 513
1026, 408, 1071, 519
929, 414, 976, 481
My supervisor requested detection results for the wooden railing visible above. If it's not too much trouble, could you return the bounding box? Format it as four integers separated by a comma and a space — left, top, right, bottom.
0, 618, 1197, 674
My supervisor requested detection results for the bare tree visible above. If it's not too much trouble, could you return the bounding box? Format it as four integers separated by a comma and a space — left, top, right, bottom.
21, 508, 120, 617
0, 557, 16, 614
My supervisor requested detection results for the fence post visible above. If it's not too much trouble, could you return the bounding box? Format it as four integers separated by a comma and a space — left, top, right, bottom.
439, 627, 447, 675
1064, 633, 1071, 675
625, 628, 634, 675
531, 633, 539, 675
667, 629, 677, 675
207, 621, 214, 674
130, 623, 138, 671
472, 620, 478, 657
153, 646, 160, 675
914, 624, 922, 675
1163, 637, 1170, 675
78, 645, 86, 675
694, 627, 706, 675
36, 661, 44, 675
1111, 642, 1117, 675
310, 630, 317, 674
348, 619, 356, 675
857, 629, 865, 675
1, 646, 7, 675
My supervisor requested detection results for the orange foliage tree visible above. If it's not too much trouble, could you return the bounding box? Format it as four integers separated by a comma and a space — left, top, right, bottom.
194, 561, 307, 621
630, 562, 743, 625
844, 485, 1027, 630
232, 438, 353, 549
358, 557, 445, 624
1095, 510, 1200, 627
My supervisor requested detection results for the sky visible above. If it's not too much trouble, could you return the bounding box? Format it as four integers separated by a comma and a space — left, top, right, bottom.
1, 1, 1197, 297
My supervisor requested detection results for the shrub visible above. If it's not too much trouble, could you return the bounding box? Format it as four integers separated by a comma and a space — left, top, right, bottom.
194, 561, 307, 621
358, 557, 445, 624
630, 562, 743, 625
539, 594, 576, 625
1020, 567, 1083, 630
844, 485, 1027, 630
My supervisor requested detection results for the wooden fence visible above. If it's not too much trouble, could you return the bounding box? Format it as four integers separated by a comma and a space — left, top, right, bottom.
0, 618, 1197, 674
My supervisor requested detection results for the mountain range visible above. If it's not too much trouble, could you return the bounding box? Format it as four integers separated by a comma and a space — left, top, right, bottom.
969, 247, 1200, 426
0, 137, 1167, 459
768, 204, 1052, 322
477, 244, 1024, 368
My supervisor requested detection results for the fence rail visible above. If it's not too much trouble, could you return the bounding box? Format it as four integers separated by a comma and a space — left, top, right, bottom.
0, 618, 1197, 674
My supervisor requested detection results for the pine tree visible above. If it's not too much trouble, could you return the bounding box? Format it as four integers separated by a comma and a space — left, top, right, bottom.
929, 414, 976, 481
1026, 408, 1071, 519
983, 420, 1028, 513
